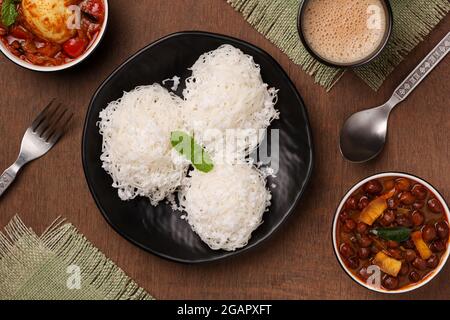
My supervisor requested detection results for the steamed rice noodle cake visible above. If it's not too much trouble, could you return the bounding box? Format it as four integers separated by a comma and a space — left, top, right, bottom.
98, 84, 188, 205
183, 45, 279, 160
179, 163, 271, 251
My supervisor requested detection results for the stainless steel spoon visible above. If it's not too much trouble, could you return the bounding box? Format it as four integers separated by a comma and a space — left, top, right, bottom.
340, 32, 450, 163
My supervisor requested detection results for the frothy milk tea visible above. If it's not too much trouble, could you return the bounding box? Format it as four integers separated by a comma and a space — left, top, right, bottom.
302, 0, 388, 64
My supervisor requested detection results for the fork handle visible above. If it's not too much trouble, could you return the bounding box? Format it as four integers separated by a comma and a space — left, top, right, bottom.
0, 162, 21, 198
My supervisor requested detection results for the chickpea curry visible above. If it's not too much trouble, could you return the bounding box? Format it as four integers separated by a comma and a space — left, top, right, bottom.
0, 0, 105, 66
336, 176, 449, 291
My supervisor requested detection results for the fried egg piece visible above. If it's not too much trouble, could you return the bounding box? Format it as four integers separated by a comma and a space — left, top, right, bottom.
22, 0, 76, 44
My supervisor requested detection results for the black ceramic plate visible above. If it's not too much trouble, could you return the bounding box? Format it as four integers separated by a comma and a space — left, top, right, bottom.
82, 31, 314, 263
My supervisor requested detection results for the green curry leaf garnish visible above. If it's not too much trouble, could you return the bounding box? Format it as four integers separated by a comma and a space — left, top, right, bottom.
370, 227, 412, 243
1, 0, 21, 27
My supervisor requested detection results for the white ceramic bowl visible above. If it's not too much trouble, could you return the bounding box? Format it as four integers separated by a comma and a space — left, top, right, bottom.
332, 172, 450, 294
0, 0, 108, 72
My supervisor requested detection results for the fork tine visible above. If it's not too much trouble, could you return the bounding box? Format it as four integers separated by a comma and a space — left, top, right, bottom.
47, 112, 74, 145
35, 102, 63, 137
42, 107, 68, 140
31, 99, 55, 131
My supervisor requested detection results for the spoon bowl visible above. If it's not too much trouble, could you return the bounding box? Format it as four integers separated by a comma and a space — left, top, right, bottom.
339, 32, 450, 163
340, 103, 392, 163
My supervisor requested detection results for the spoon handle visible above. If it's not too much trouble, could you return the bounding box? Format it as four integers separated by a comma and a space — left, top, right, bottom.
392, 32, 450, 103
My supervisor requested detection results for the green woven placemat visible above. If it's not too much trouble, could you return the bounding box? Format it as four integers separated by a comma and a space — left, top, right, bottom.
0, 216, 153, 300
227, 0, 450, 91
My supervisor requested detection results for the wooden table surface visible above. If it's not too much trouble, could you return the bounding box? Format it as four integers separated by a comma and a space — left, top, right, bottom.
0, 0, 449, 300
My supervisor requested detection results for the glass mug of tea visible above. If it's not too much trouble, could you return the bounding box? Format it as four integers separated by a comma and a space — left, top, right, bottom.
297, 0, 393, 68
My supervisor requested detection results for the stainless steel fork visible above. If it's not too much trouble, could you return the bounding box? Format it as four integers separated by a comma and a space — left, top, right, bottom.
0, 100, 73, 197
